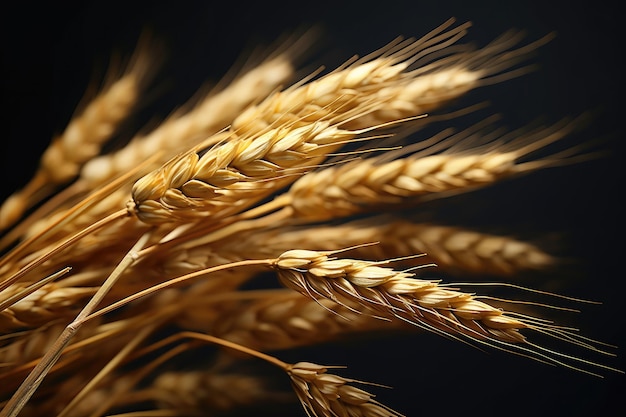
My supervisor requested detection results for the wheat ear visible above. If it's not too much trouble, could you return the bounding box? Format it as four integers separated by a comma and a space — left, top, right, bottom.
1, 17, 621, 417
0, 284, 97, 331
272, 248, 617, 376
232, 19, 546, 134
143, 331, 404, 417
181, 289, 409, 352
127, 19, 551, 225
91, 245, 615, 377
148, 370, 293, 413
0, 318, 103, 369
0, 40, 298, 261
80, 52, 297, 189
128, 114, 397, 224
284, 117, 582, 221
209, 217, 555, 277
0, 36, 156, 232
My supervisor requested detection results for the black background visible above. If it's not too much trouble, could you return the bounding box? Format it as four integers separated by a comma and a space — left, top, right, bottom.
1, 1, 624, 416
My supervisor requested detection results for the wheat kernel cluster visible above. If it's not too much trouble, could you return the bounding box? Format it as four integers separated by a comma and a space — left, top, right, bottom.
0, 16, 621, 417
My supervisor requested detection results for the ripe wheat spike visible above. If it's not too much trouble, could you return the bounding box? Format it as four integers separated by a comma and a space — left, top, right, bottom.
0, 8, 622, 417
0, 36, 157, 232
211, 217, 556, 276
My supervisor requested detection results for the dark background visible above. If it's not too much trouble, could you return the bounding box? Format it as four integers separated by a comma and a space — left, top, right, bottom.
1, 1, 624, 416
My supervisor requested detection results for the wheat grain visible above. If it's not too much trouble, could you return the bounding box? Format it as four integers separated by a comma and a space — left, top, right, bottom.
368, 221, 555, 275
0, 319, 101, 368
14, 370, 141, 417
21, 188, 131, 242
128, 20, 549, 226
145, 331, 405, 417
273, 249, 526, 340
55, 375, 133, 417
0, 284, 97, 331
0, 40, 297, 256
176, 208, 554, 277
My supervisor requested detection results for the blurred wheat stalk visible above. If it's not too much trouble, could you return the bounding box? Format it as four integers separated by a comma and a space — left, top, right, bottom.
0, 18, 621, 417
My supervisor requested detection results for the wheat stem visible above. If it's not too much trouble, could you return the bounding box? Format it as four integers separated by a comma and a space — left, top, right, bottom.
0, 209, 130, 295
0, 230, 152, 417
174, 331, 288, 369
56, 324, 157, 417
0, 150, 162, 268
0, 267, 71, 313
83, 258, 273, 324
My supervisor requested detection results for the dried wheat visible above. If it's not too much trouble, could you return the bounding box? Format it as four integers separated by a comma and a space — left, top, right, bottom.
185, 290, 410, 351
0, 17, 620, 417
232, 19, 543, 134
145, 331, 405, 417
286, 118, 580, 221
150, 370, 292, 412
128, 120, 369, 224
272, 248, 615, 375
0, 38, 155, 231
273, 249, 525, 339
80, 52, 297, 188
128, 20, 548, 226
0, 284, 97, 331
236, 218, 555, 276
0, 319, 101, 368
287, 361, 404, 417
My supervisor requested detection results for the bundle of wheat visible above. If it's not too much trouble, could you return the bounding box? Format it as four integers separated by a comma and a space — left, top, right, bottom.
1, 3, 622, 417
